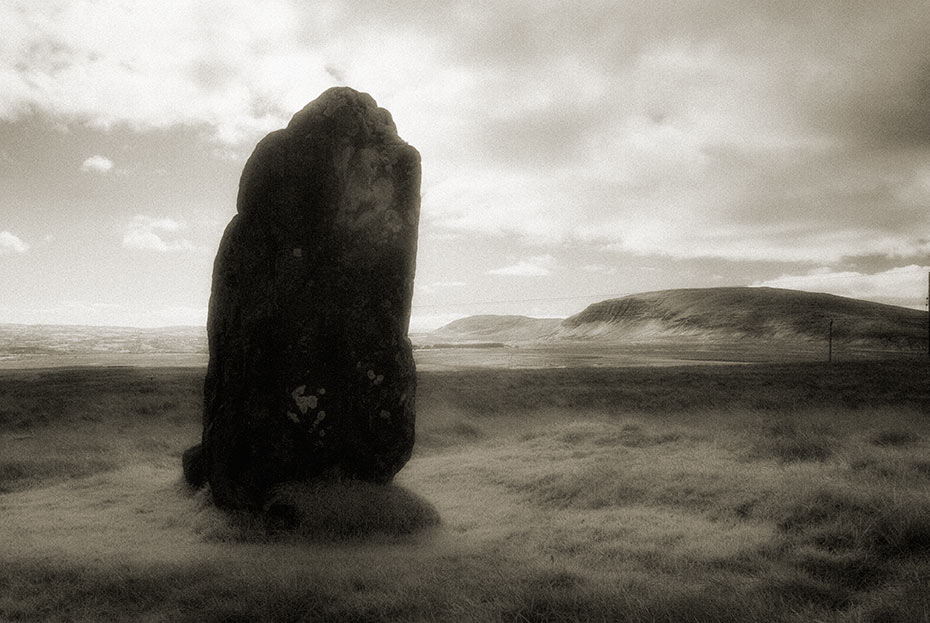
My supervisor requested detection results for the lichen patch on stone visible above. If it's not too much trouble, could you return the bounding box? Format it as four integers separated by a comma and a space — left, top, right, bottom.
291, 385, 318, 413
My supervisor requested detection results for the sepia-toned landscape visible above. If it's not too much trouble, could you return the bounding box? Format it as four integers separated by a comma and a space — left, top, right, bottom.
4, 3, 930, 621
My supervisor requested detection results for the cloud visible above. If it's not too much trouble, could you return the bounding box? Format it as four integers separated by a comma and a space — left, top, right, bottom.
0, 230, 29, 254
423, 3, 930, 264
122, 216, 194, 252
80, 155, 113, 173
324, 63, 346, 84
488, 255, 555, 277
413, 280, 469, 295
580, 264, 616, 275
3, 1, 930, 267
0, 1, 332, 143
752, 265, 930, 310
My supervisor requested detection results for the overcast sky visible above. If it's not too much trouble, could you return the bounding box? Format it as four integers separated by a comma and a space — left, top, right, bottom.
1, 1, 928, 330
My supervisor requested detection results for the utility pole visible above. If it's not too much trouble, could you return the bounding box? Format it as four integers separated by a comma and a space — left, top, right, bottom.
828, 318, 833, 363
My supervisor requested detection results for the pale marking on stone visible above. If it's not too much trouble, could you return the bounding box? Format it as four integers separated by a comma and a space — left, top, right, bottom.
318, 388, 326, 395
292, 248, 302, 258
291, 385, 318, 414
367, 369, 376, 380
380, 410, 391, 419
287, 411, 300, 423
374, 374, 384, 385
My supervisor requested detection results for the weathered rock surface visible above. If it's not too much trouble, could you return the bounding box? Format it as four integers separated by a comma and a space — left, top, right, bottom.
185, 87, 420, 510
181, 444, 206, 488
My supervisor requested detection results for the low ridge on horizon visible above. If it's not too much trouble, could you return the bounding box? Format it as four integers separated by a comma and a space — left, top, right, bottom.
427, 286, 928, 349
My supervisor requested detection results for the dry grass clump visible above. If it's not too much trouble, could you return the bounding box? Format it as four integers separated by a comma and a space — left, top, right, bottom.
414, 416, 485, 451
767, 486, 930, 618
0, 367, 202, 432
0, 456, 118, 493
238, 478, 441, 541
869, 429, 922, 447
582, 423, 683, 448
754, 416, 835, 463
848, 454, 930, 481
778, 489, 930, 561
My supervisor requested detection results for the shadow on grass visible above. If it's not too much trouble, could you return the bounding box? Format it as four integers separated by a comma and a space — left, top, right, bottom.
208, 478, 441, 542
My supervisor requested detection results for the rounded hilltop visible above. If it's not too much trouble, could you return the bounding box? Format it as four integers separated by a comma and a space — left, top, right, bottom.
426, 287, 926, 350
559, 287, 926, 345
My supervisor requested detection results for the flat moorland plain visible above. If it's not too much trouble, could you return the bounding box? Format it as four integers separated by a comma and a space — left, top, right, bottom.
1, 358, 929, 622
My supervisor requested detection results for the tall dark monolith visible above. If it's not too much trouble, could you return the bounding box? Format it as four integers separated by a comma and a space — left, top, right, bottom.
186, 87, 420, 510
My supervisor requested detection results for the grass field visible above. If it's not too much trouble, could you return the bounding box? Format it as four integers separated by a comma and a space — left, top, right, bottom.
1, 359, 929, 622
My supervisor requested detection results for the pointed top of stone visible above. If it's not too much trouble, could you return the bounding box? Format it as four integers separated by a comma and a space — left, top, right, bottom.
236, 87, 416, 219
286, 86, 401, 143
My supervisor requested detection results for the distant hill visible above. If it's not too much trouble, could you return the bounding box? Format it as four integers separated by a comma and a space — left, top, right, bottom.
0, 324, 207, 356
422, 315, 563, 346
428, 288, 928, 350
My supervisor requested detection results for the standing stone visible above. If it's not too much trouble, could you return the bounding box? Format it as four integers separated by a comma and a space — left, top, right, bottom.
190, 87, 420, 510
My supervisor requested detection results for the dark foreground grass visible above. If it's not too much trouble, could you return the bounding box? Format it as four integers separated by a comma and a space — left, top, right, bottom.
0, 556, 783, 623
413, 359, 929, 416
1, 359, 928, 622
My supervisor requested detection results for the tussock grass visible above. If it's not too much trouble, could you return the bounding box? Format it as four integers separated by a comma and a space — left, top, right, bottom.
1, 360, 928, 622
0, 456, 118, 493
770, 485, 930, 618
0, 367, 202, 432
848, 454, 930, 481
779, 488, 930, 560
216, 478, 443, 541
870, 429, 922, 447
754, 416, 835, 463
414, 412, 486, 451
